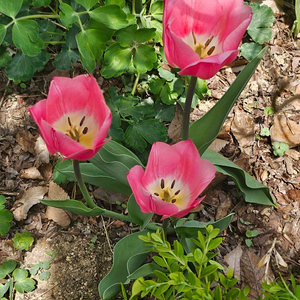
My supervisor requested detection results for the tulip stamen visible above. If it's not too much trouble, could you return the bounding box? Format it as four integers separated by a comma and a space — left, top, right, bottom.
204, 36, 214, 49
79, 116, 86, 126
207, 46, 215, 56
171, 180, 176, 189
82, 127, 88, 134
189, 34, 217, 59
68, 117, 72, 127
161, 179, 165, 189
174, 190, 180, 195
171, 199, 176, 203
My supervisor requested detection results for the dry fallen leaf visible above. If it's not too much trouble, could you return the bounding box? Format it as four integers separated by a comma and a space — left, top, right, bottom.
167, 104, 183, 144
20, 167, 43, 180
45, 181, 71, 227
34, 136, 50, 167
208, 138, 229, 153
224, 244, 243, 280
13, 186, 47, 221
15, 130, 36, 154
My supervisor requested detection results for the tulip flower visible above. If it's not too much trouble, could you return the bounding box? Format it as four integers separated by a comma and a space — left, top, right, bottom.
127, 139, 216, 220
29, 75, 111, 161
163, 0, 252, 79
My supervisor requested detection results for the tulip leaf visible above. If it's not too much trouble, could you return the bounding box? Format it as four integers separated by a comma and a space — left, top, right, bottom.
127, 263, 165, 280
247, 3, 275, 44
101, 43, 132, 78
54, 161, 132, 194
175, 213, 234, 238
90, 140, 143, 186
189, 47, 267, 155
127, 194, 153, 229
41, 199, 106, 216
202, 149, 275, 205
12, 20, 44, 57
0, 0, 22, 18
99, 230, 150, 300
89, 5, 128, 30
5, 50, 50, 83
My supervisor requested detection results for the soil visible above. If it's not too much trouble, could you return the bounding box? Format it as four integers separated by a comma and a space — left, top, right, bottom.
0, 6, 300, 300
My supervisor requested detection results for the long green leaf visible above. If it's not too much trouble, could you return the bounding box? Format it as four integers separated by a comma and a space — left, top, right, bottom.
202, 149, 275, 205
99, 230, 150, 299
90, 140, 143, 186
189, 47, 267, 155
56, 161, 132, 195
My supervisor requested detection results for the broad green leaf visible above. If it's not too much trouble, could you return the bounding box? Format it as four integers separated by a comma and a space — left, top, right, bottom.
0, 0, 22, 18
38, 271, 50, 281
127, 194, 153, 228
12, 269, 35, 293
115, 24, 137, 47
12, 20, 44, 56
55, 161, 132, 194
53, 46, 80, 70
89, 5, 128, 30
189, 47, 267, 155
149, 77, 164, 95
0, 282, 9, 298
150, 0, 163, 21
134, 44, 157, 73
37, 20, 63, 42
150, 19, 162, 44
0, 260, 17, 279
90, 140, 143, 186
76, 29, 107, 72
124, 125, 147, 153
99, 230, 150, 299
101, 43, 131, 78
134, 28, 156, 43
240, 42, 262, 61
0, 209, 13, 235
105, 0, 125, 7
247, 4, 275, 44
5, 50, 50, 82
0, 46, 11, 67
0, 25, 7, 45
32, 0, 51, 7
175, 213, 234, 238
75, 0, 98, 10
202, 149, 275, 205
59, 3, 77, 27
41, 199, 106, 216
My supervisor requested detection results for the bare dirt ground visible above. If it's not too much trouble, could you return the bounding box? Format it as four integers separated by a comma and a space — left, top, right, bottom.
0, 7, 300, 300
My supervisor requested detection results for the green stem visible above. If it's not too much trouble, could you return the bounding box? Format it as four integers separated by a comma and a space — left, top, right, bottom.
131, 72, 140, 96
182, 76, 197, 141
73, 160, 97, 209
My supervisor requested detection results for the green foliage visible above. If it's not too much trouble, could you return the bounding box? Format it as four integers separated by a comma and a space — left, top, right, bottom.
272, 142, 289, 157
0, 196, 13, 235
260, 127, 270, 137
264, 106, 275, 116
12, 232, 34, 251
240, 4, 274, 61
129, 226, 250, 300
0, 0, 162, 82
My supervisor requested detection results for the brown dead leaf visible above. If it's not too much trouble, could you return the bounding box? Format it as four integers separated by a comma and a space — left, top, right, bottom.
224, 244, 243, 280
270, 115, 300, 147
15, 130, 36, 154
241, 248, 265, 299
208, 138, 229, 153
45, 181, 71, 227
34, 136, 50, 167
216, 193, 232, 220
231, 108, 255, 148
12, 186, 47, 221
167, 104, 183, 144
20, 167, 43, 180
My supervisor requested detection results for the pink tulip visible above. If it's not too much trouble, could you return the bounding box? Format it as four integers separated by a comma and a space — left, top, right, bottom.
163, 0, 252, 79
29, 75, 112, 161
127, 139, 216, 220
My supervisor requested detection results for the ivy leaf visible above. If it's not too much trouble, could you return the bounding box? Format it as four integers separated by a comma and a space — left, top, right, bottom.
124, 126, 147, 153
0, 260, 17, 279
75, 0, 98, 10
133, 44, 157, 73
115, 25, 137, 47
39, 271, 50, 281
59, 2, 77, 27
12, 20, 44, 56
12, 269, 35, 293
0, 208, 13, 236
13, 232, 34, 251
0, 0, 22, 18
32, 0, 51, 8
247, 4, 275, 44
101, 43, 131, 78
5, 50, 50, 83
89, 5, 128, 30
0, 281, 9, 298
53, 46, 80, 70
76, 29, 107, 72
134, 28, 156, 43
0, 25, 7, 45
150, 0, 163, 21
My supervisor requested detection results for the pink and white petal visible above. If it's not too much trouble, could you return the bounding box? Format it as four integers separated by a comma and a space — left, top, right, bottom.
127, 166, 153, 213
170, 196, 205, 219
149, 195, 179, 218
92, 111, 112, 148
28, 99, 47, 125
179, 50, 238, 79
142, 142, 181, 187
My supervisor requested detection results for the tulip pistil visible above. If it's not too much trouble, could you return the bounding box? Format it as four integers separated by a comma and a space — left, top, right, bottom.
66, 115, 89, 143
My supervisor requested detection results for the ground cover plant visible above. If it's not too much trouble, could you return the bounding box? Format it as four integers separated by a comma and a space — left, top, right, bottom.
0, 0, 300, 299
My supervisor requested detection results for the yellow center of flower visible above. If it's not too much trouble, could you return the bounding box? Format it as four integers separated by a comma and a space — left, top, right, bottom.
149, 178, 188, 209
192, 33, 216, 59
52, 113, 97, 149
